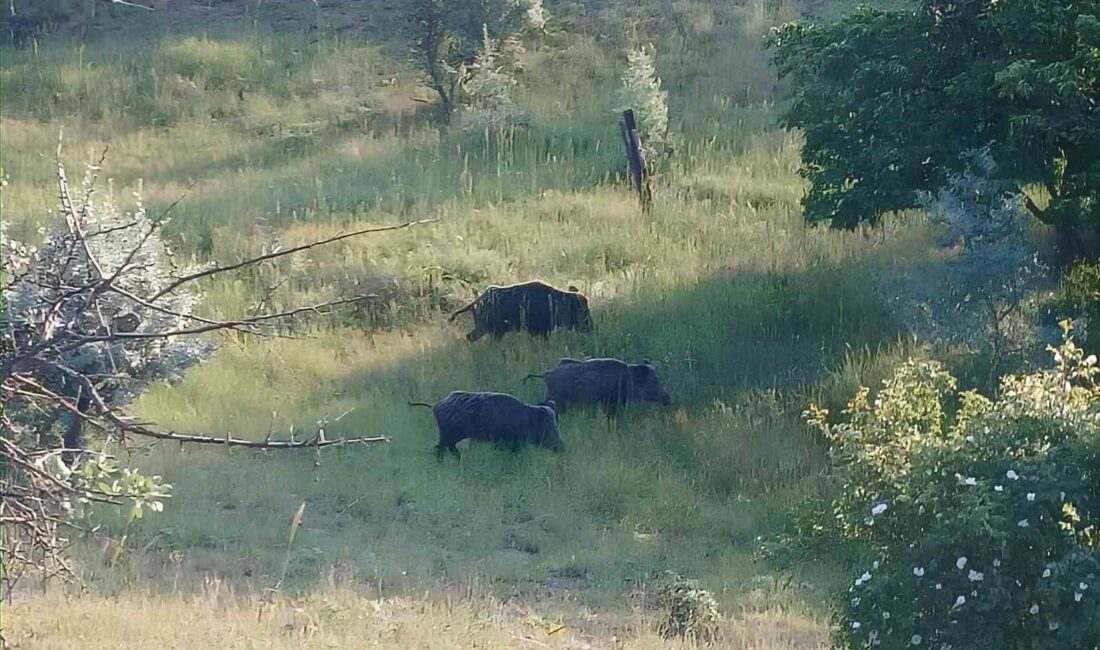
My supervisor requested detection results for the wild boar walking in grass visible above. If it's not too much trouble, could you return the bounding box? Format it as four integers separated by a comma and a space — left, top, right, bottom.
525, 358, 672, 415
410, 391, 563, 461
448, 281, 592, 341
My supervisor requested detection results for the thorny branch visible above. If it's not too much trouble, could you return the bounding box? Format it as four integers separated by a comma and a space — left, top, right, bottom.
2, 149, 429, 588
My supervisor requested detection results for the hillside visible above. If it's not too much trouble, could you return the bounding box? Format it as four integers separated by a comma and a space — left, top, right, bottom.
1, 1, 933, 647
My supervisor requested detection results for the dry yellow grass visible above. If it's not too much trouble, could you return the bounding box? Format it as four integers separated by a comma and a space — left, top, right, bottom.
5, 588, 827, 649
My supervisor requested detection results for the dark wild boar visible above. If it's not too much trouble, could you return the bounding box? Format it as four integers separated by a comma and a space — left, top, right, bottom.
448, 281, 592, 341
526, 358, 672, 415
409, 391, 563, 461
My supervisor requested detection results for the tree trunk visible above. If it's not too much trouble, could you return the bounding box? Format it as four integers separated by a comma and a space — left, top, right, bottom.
61, 390, 92, 466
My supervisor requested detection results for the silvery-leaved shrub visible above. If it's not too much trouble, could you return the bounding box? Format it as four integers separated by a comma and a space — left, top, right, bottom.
806, 322, 1099, 649
4, 169, 213, 448
616, 44, 671, 167
460, 25, 528, 134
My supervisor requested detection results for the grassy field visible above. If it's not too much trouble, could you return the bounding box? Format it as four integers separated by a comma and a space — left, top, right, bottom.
2, 1, 931, 646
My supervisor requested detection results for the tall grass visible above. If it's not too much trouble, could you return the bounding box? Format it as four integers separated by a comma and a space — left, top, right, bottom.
2, 0, 933, 646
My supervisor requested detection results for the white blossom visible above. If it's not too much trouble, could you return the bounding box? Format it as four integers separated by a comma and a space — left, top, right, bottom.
1007, 470, 1020, 480
953, 595, 966, 608
968, 570, 984, 582
1042, 569, 1052, 578
913, 567, 925, 577
1029, 604, 1039, 615
993, 559, 1001, 567
964, 477, 977, 486
956, 557, 968, 570
1075, 592, 1083, 602
1026, 493, 1036, 502
1017, 519, 1029, 528
871, 503, 888, 516
910, 634, 922, 645
994, 485, 1004, 492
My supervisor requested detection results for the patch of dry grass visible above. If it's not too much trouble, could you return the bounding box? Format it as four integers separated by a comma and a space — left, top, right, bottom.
5, 588, 827, 649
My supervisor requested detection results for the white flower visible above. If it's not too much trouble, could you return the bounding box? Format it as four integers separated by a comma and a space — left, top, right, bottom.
994, 485, 1004, 492
935, 583, 942, 590
1085, 354, 1097, 365
965, 435, 975, 443
1049, 621, 1060, 631
953, 595, 966, 608
852, 597, 861, 606
852, 622, 862, 629
956, 557, 968, 570
1042, 569, 1051, 578
1026, 493, 1036, 502
873, 561, 880, 569
1080, 582, 1089, 591
1017, 519, 1030, 528
910, 634, 922, 646
856, 572, 872, 586
913, 567, 925, 577
1007, 470, 1020, 480
871, 503, 888, 516
968, 570, 984, 582
964, 477, 977, 486
1060, 491, 1066, 501
993, 559, 1001, 567
1075, 592, 1083, 602
1029, 604, 1039, 615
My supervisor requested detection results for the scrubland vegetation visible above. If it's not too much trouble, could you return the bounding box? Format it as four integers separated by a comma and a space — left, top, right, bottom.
2, 0, 1097, 648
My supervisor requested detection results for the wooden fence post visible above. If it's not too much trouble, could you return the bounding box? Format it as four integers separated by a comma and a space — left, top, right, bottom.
619, 109, 653, 211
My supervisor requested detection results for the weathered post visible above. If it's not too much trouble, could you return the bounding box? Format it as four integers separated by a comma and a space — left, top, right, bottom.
619, 109, 653, 211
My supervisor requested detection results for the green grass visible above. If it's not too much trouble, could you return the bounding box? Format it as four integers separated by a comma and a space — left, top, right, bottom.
2, 0, 933, 646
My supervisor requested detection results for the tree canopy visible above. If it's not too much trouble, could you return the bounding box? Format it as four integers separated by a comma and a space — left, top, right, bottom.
768, 0, 1100, 256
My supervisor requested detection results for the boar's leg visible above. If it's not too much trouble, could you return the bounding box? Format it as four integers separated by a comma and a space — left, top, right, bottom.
436, 441, 461, 461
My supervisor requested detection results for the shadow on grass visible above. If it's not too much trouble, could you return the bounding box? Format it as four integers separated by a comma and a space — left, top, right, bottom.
97, 257, 901, 612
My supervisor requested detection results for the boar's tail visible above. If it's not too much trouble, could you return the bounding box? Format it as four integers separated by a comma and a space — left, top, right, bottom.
522, 373, 546, 383
408, 401, 434, 409
448, 299, 477, 322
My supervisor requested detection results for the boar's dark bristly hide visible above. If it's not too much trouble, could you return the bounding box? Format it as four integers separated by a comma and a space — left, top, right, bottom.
526, 358, 672, 415
411, 391, 563, 461
449, 281, 592, 342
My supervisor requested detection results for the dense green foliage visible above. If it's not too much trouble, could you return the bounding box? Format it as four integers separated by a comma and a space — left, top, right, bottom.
803, 327, 1100, 648
769, 0, 1100, 255
1057, 262, 1100, 354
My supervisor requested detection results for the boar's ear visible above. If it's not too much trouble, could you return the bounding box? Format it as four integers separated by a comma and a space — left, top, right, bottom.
630, 364, 654, 379
567, 285, 579, 292
538, 400, 558, 413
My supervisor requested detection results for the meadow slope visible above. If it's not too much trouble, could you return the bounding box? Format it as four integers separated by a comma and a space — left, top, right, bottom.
2, 1, 930, 646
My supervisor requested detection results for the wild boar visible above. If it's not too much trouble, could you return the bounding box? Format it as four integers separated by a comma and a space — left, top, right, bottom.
410, 391, 563, 460
448, 281, 592, 341
526, 358, 672, 415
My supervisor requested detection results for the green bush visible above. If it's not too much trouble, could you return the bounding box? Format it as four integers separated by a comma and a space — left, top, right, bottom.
1056, 262, 1100, 356
803, 323, 1099, 649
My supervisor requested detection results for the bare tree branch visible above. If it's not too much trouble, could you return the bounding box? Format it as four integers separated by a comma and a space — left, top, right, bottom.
150, 219, 437, 301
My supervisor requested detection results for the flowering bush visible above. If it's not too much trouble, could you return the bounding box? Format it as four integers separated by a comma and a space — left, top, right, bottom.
806, 323, 1099, 648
